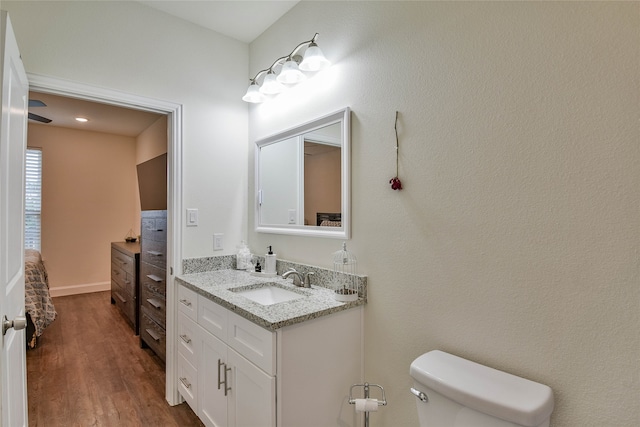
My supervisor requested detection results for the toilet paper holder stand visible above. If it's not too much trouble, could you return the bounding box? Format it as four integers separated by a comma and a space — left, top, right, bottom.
348, 382, 387, 427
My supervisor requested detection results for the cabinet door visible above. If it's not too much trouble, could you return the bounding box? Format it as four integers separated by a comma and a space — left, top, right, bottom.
200, 329, 228, 427
227, 347, 275, 427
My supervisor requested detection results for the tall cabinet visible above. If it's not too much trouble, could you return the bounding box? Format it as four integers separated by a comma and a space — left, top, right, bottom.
139, 210, 168, 362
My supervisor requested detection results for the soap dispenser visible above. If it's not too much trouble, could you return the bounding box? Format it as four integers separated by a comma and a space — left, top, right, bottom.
264, 246, 277, 275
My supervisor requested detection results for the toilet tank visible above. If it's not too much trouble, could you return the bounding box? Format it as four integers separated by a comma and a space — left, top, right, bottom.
410, 350, 554, 427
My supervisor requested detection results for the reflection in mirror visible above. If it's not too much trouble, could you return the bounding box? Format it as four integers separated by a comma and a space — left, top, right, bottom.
255, 108, 350, 238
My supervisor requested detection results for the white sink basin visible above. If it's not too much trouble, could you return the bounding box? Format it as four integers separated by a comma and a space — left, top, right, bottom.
233, 283, 305, 306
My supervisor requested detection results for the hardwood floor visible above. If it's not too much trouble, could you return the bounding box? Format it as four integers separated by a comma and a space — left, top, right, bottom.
26, 291, 204, 427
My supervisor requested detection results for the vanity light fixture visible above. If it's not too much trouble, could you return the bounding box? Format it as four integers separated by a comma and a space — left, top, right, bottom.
242, 33, 330, 103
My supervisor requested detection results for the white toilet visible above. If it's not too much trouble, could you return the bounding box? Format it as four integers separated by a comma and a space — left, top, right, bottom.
410, 350, 554, 427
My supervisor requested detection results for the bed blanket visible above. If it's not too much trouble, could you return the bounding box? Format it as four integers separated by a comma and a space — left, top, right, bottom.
24, 249, 57, 348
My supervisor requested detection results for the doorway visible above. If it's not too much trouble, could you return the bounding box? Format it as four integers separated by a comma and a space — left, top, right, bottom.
27, 73, 183, 406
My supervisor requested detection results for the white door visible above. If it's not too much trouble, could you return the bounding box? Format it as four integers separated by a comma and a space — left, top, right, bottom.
0, 11, 29, 427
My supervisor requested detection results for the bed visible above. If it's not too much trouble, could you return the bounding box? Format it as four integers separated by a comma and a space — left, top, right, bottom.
24, 249, 57, 349
316, 212, 342, 227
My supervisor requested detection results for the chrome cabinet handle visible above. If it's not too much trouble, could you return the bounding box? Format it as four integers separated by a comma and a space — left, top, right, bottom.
147, 298, 162, 309
179, 298, 192, 307
217, 359, 232, 396
179, 377, 191, 389
147, 228, 164, 232
179, 334, 191, 344
147, 250, 163, 257
146, 274, 164, 283
146, 328, 161, 342
115, 292, 126, 303
410, 387, 428, 403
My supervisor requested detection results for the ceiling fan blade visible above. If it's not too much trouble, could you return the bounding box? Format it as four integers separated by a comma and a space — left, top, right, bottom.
28, 99, 46, 108
28, 112, 52, 123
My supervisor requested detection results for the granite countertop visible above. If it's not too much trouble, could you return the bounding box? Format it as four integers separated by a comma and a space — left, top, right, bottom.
175, 269, 364, 331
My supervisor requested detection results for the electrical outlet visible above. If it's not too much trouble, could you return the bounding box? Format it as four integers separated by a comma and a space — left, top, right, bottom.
213, 233, 223, 251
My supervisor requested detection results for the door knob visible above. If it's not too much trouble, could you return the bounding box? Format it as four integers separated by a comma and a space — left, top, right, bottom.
2, 315, 27, 336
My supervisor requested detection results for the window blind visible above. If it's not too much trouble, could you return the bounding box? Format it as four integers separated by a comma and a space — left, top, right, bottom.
25, 148, 42, 251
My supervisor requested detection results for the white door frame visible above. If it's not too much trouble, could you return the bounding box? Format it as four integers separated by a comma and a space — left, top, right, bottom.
27, 73, 183, 405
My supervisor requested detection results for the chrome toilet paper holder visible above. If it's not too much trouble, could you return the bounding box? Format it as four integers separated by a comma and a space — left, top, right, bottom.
349, 382, 387, 427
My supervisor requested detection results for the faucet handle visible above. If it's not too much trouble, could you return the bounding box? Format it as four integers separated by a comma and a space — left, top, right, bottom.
304, 272, 315, 287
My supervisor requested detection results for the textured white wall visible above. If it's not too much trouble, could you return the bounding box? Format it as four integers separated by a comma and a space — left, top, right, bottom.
4, 0, 249, 260
248, 2, 639, 426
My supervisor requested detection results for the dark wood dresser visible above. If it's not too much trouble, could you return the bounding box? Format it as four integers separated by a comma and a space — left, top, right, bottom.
139, 210, 167, 362
110, 241, 141, 333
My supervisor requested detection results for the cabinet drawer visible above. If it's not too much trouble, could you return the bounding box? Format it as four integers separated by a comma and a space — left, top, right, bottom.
111, 281, 135, 327
228, 310, 275, 376
178, 285, 198, 321
177, 353, 197, 410
141, 282, 166, 328
141, 214, 167, 243
111, 262, 135, 296
177, 312, 199, 367
140, 307, 166, 362
198, 295, 228, 342
141, 239, 167, 268
111, 248, 135, 276
140, 262, 166, 297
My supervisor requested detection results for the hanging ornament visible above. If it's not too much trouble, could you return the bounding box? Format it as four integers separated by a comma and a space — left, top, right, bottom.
389, 111, 402, 190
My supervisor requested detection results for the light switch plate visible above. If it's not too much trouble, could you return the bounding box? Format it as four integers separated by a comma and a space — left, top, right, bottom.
186, 208, 198, 227
288, 209, 296, 224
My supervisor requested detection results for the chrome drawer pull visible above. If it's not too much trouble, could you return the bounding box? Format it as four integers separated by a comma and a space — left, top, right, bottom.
146, 328, 161, 342
146, 250, 163, 257
146, 274, 164, 283
147, 228, 164, 232
410, 387, 428, 403
180, 334, 191, 344
124, 279, 131, 285
147, 298, 162, 309
112, 270, 119, 275
179, 377, 191, 389
179, 299, 192, 307
115, 292, 126, 303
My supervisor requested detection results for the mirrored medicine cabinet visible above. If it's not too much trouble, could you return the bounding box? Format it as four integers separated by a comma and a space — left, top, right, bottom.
255, 107, 351, 238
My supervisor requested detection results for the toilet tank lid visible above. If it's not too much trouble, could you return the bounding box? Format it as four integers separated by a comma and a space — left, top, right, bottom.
410, 350, 554, 427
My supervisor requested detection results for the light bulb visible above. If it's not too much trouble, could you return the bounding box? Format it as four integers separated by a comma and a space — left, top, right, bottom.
277, 59, 306, 84
242, 82, 265, 103
260, 72, 285, 95
299, 43, 331, 72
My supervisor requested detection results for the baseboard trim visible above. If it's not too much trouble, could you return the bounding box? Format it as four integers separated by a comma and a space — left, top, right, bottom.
49, 281, 110, 297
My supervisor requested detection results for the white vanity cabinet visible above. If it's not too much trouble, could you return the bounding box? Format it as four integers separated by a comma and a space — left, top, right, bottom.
176, 283, 362, 427
177, 285, 275, 427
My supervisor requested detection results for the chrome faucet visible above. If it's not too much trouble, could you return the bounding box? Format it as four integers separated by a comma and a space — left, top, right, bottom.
283, 269, 313, 288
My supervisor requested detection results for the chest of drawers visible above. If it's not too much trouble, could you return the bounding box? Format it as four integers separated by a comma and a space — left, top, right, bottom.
139, 210, 168, 362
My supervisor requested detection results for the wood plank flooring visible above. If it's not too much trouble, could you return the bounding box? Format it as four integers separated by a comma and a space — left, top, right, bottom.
26, 291, 204, 427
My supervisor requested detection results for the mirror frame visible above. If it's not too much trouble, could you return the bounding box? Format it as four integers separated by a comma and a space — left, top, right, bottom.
255, 107, 351, 239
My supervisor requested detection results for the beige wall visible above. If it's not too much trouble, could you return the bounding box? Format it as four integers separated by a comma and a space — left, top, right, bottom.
135, 115, 168, 229
248, 2, 639, 426
304, 148, 341, 225
27, 124, 138, 295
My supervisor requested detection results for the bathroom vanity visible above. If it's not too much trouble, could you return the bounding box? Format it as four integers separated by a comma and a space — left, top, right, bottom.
175, 269, 364, 427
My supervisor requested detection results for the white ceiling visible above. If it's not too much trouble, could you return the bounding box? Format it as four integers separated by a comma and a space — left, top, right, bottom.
138, 1, 300, 44
28, 1, 299, 136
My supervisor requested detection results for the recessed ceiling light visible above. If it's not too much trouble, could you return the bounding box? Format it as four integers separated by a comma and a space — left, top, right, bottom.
75, 117, 89, 122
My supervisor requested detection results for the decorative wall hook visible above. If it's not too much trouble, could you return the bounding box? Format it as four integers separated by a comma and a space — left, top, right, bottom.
389, 111, 402, 190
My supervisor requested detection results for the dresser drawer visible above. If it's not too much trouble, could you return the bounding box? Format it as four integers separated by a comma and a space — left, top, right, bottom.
111, 262, 136, 296
177, 312, 199, 367
140, 306, 166, 362
141, 239, 167, 268
111, 247, 135, 276
112, 281, 135, 327
178, 285, 198, 321
142, 216, 167, 243
140, 262, 166, 297
141, 281, 166, 328
177, 352, 197, 410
